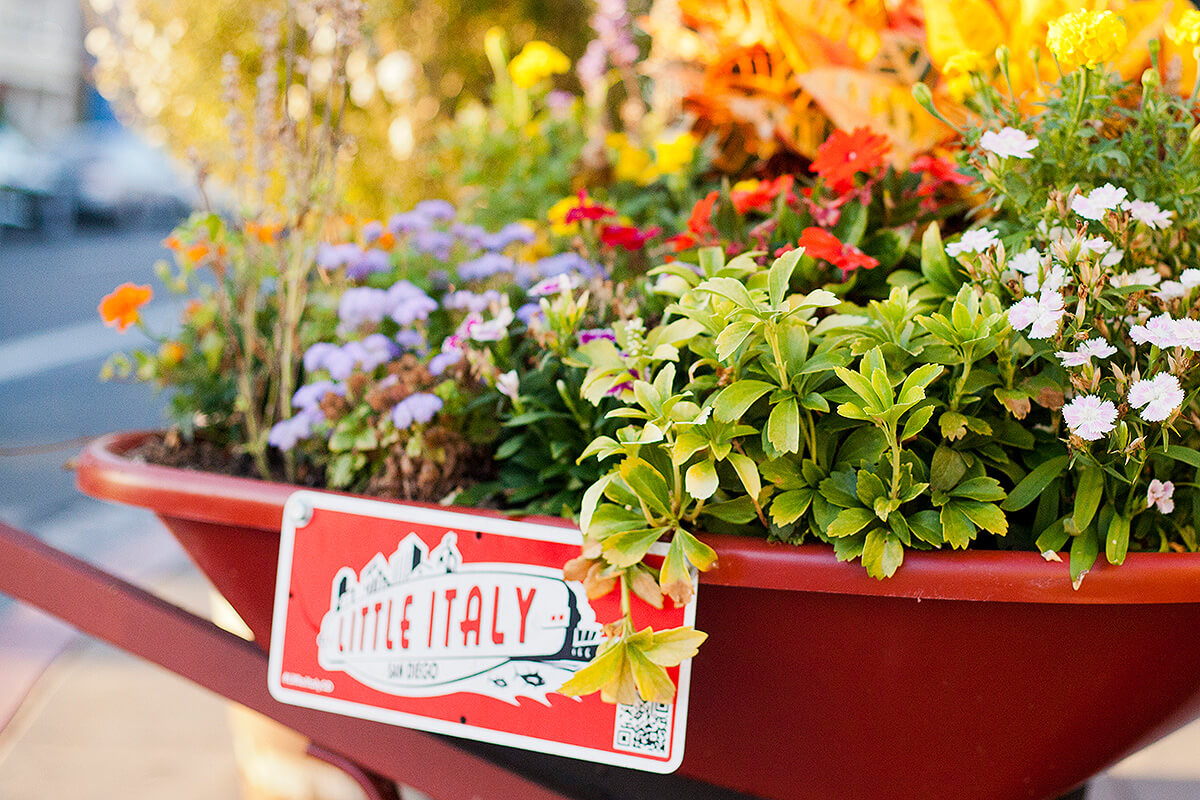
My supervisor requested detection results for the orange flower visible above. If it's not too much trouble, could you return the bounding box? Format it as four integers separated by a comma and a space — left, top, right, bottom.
376, 231, 396, 250
797, 227, 878, 274
184, 299, 204, 320
99, 283, 153, 332
158, 341, 185, 365
687, 190, 720, 237
810, 128, 891, 195
185, 243, 210, 262
162, 235, 183, 251
246, 222, 283, 243
732, 175, 795, 215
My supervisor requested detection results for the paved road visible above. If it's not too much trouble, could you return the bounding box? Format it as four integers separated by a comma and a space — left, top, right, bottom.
0, 226, 176, 531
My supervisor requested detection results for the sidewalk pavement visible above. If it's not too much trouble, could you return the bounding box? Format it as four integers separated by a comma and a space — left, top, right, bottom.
0, 503, 1198, 800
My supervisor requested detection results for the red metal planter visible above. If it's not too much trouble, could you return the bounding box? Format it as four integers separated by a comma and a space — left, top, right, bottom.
77, 431, 1200, 800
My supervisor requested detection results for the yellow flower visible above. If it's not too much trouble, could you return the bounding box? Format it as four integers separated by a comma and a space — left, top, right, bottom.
158, 341, 185, 366
1167, 9, 1200, 46
548, 195, 581, 235
731, 179, 760, 193
943, 50, 985, 78
508, 41, 570, 89
653, 132, 697, 176
1046, 10, 1128, 72
616, 145, 655, 184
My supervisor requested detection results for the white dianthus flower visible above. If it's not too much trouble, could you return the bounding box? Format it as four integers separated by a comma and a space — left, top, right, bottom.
1061, 395, 1119, 441
979, 127, 1038, 159
1146, 479, 1175, 514
1124, 199, 1174, 230
1008, 290, 1065, 339
1055, 337, 1117, 368
1128, 373, 1185, 422
946, 228, 1000, 258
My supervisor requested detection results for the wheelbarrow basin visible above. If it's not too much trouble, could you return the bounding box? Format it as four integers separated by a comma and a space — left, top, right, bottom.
77, 432, 1200, 800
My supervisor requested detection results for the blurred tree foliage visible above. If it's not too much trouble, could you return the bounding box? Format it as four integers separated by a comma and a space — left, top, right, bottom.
87, 0, 593, 218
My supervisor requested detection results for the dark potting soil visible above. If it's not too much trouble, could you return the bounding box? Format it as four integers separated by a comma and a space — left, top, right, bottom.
127, 428, 495, 505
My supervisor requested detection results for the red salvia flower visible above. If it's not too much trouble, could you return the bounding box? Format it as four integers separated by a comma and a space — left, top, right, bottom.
731, 174, 795, 215
600, 224, 663, 250
910, 154, 971, 197
687, 190, 720, 236
797, 227, 879, 274
564, 190, 616, 223
810, 128, 891, 194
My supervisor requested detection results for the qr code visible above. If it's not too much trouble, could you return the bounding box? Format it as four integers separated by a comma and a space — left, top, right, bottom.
613, 700, 672, 757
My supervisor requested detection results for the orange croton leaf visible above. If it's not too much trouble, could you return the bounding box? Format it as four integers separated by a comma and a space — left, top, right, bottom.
99, 283, 153, 332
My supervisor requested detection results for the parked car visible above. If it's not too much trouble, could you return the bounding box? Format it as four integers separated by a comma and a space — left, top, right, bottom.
0, 125, 63, 233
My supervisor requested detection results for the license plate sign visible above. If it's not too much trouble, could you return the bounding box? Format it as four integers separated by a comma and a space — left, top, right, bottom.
267, 491, 696, 772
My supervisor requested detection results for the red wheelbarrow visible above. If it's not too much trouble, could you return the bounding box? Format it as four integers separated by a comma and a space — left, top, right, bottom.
0, 431, 1198, 800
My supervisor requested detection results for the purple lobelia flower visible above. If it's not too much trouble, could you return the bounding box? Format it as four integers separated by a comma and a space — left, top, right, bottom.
346, 248, 390, 279
387, 211, 432, 235
413, 229, 455, 260
391, 392, 444, 428
385, 280, 438, 326
394, 329, 426, 352
316, 242, 362, 270
338, 287, 390, 329
429, 347, 463, 376
357, 333, 401, 371
516, 302, 544, 325
442, 289, 502, 313
292, 380, 345, 410
268, 407, 323, 451
362, 220, 384, 244
415, 199, 456, 221
304, 342, 340, 373
457, 253, 514, 281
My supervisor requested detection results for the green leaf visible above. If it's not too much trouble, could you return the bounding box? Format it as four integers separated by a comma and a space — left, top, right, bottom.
957, 500, 1008, 536
1002, 456, 1069, 511
713, 380, 775, 422
767, 397, 801, 454
862, 530, 904, 579
1070, 526, 1099, 588
676, 529, 718, 571
819, 470, 861, 507
1035, 519, 1069, 557
715, 320, 757, 361
1163, 445, 1200, 470
726, 452, 762, 499
579, 475, 614, 535
602, 527, 668, 567
685, 459, 720, 500
940, 503, 975, 549
800, 392, 830, 412
557, 640, 625, 697
587, 503, 649, 539
950, 477, 1007, 502
697, 276, 756, 309
921, 223, 960, 295
901, 404, 935, 440
702, 496, 758, 524
1072, 466, 1105, 533
619, 458, 672, 517
627, 644, 678, 703
641, 626, 708, 666
939, 411, 968, 441
832, 532, 867, 561
930, 446, 969, 492
1105, 513, 1131, 566
770, 489, 813, 525
834, 366, 884, 409
827, 507, 876, 538
768, 248, 801, 308
908, 509, 944, 546
856, 469, 886, 506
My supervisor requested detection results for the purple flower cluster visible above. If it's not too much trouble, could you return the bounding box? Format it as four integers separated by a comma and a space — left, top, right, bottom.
292, 380, 346, 410
267, 406, 325, 451
391, 392, 443, 428
443, 289, 502, 313
304, 334, 401, 379
337, 283, 437, 331
578, 0, 638, 88
387, 280, 439, 326
535, 252, 599, 279
457, 253, 515, 282
316, 243, 391, 279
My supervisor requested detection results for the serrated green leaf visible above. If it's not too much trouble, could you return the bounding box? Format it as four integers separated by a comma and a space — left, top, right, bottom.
908, 509, 944, 546
556, 640, 625, 698
901, 404, 935, 440
862, 530, 904, 579
940, 503, 975, 549
602, 526, 669, 567
956, 500, 1008, 536
770, 489, 813, 525
950, 476, 1006, 502
827, 507, 876, 538
856, 469, 886, 506
819, 470, 861, 507
586, 503, 647, 538
676, 528, 718, 571
641, 627, 708, 667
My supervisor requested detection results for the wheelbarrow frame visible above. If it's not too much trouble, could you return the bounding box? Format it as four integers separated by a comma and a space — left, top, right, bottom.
0, 520, 760, 800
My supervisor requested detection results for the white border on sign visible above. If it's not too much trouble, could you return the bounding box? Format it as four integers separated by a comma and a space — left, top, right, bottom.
266, 489, 696, 774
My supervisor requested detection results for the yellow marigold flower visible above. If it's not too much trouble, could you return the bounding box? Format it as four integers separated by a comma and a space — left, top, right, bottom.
732, 179, 761, 193
943, 50, 985, 78
615, 144, 654, 184
653, 132, 697, 176
1046, 10, 1128, 72
508, 41, 570, 89
548, 195, 582, 235
1167, 9, 1200, 46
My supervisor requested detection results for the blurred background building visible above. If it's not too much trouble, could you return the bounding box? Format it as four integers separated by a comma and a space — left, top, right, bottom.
0, 0, 85, 138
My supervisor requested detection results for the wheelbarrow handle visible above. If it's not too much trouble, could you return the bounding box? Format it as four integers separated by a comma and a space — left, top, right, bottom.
0, 521, 579, 800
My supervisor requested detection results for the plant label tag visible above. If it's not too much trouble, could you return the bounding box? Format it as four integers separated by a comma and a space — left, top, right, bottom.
267, 490, 697, 772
